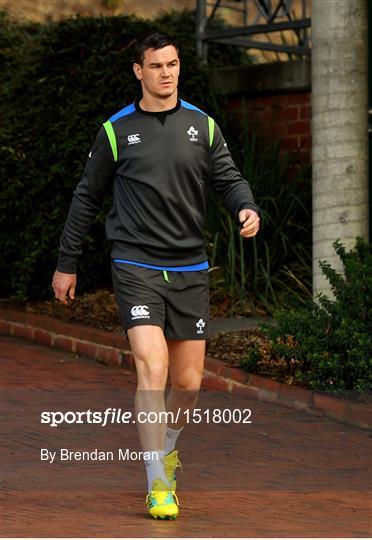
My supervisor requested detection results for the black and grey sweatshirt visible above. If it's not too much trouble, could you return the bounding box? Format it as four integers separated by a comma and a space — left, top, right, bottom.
57, 99, 260, 273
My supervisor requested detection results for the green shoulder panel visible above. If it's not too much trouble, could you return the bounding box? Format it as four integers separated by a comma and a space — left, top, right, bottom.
208, 116, 215, 147
103, 120, 118, 162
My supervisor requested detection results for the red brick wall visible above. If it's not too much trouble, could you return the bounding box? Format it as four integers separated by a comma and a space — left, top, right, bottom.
229, 91, 312, 161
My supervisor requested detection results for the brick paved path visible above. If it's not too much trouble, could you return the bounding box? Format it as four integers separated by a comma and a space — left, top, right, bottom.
2, 336, 371, 537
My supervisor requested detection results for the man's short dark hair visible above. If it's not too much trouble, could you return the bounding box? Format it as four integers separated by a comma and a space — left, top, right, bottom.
133, 32, 179, 65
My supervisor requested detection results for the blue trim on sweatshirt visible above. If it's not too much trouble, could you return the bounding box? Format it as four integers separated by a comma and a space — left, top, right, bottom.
109, 103, 136, 123
113, 259, 209, 271
180, 99, 207, 116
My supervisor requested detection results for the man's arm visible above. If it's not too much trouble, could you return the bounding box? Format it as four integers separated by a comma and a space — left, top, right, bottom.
53, 126, 116, 303
210, 122, 260, 237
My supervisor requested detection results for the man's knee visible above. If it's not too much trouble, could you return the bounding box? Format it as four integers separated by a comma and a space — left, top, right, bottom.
138, 360, 168, 385
128, 325, 169, 388
171, 364, 204, 392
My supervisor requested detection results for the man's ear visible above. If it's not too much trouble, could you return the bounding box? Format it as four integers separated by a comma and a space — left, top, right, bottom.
133, 63, 142, 81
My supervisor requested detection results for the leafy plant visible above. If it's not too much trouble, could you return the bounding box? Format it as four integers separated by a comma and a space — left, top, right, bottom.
247, 238, 372, 395
206, 112, 312, 315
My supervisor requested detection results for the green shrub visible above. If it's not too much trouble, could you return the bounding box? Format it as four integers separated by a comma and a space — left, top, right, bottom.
250, 238, 372, 395
206, 123, 312, 315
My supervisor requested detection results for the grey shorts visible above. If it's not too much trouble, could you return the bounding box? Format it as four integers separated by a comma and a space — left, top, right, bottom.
111, 262, 209, 340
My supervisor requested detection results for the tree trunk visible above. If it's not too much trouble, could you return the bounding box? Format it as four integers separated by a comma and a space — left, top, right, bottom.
312, 0, 369, 297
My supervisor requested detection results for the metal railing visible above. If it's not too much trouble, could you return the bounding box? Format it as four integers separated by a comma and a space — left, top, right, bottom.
196, 0, 311, 61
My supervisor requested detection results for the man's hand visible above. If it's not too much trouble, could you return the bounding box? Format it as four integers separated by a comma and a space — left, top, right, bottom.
52, 270, 77, 305
238, 208, 260, 238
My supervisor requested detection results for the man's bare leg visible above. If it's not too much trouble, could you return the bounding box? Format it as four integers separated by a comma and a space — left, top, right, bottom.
127, 325, 169, 453
128, 325, 179, 519
161, 339, 205, 488
166, 339, 205, 429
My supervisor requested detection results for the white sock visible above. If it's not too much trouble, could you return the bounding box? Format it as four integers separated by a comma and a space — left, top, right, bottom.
165, 426, 183, 454
144, 450, 168, 491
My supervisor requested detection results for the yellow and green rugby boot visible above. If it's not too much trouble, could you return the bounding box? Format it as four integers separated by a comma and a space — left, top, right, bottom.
163, 450, 182, 491
146, 478, 179, 520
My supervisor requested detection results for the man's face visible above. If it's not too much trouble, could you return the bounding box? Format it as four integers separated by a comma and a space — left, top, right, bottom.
133, 45, 180, 99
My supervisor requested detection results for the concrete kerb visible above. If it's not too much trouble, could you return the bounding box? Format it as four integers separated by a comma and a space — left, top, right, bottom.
0, 308, 370, 431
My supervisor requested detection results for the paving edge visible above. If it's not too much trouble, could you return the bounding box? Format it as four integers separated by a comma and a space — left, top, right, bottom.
0, 308, 370, 431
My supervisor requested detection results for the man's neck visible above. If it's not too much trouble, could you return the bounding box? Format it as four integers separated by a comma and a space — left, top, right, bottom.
139, 94, 178, 112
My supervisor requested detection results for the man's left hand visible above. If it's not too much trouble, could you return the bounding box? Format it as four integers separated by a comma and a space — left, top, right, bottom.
238, 209, 260, 238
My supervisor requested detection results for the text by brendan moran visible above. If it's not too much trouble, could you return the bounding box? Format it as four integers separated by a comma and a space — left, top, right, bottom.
40, 448, 159, 464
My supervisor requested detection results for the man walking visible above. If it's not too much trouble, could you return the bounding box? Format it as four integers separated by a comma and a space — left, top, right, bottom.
52, 32, 260, 520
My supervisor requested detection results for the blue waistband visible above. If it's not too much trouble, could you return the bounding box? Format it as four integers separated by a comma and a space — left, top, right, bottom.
113, 259, 209, 271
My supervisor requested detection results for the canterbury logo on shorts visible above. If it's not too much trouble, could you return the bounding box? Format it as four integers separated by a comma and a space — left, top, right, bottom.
131, 305, 150, 319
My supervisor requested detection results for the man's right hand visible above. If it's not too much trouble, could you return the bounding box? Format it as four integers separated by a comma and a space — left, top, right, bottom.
52, 270, 77, 305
